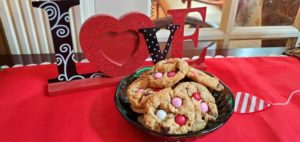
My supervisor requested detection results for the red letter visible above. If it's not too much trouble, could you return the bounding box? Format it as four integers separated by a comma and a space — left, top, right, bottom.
168, 7, 206, 58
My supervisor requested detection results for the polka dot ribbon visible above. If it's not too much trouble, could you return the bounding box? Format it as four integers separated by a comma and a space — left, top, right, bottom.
139, 25, 180, 64
234, 90, 300, 114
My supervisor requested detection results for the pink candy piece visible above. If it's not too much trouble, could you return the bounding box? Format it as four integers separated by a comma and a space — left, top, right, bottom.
153, 72, 163, 79
137, 88, 144, 93
200, 102, 209, 112
171, 97, 182, 108
167, 71, 176, 77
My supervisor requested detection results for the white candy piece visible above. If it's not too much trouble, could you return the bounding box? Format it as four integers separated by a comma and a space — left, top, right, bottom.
156, 110, 167, 120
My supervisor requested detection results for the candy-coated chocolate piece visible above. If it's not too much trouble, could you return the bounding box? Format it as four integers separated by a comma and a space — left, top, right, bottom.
192, 92, 201, 101
175, 115, 186, 126
156, 110, 167, 120
137, 88, 144, 93
152, 88, 161, 92
171, 97, 182, 108
200, 102, 209, 112
167, 71, 176, 77
153, 72, 163, 79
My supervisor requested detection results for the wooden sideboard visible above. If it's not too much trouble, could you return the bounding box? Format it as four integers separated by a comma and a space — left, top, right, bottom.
0, 47, 287, 67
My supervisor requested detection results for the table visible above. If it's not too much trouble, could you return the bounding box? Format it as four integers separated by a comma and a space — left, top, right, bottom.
1, 48, 300, 142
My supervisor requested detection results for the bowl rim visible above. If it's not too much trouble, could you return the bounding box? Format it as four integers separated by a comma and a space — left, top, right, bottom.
114, 67, 235, 138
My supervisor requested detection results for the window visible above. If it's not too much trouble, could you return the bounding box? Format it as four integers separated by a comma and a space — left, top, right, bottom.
0, 0, 299, 54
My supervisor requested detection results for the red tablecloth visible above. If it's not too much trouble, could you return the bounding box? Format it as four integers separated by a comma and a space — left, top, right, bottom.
1, 57, 300, 142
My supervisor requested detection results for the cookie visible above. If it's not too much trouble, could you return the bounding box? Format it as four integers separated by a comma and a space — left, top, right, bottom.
139, 88, 196, 134
174, 82, 218, 123
148, 58, 189, 88
127, 76, 161, 113
187, 67, 224, 91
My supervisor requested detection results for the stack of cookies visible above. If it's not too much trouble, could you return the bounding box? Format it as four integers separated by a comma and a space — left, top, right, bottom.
127, 58, 224, 134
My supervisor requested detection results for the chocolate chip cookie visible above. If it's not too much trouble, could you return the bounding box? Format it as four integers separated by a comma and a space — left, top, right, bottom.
138, 88, 196, 134
174, 82, 218, 122
148, 58, 189, 88
187, 67, 224, 91
127, 76, 162, 113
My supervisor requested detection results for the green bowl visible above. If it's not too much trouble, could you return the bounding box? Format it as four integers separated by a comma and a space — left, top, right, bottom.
114, 67, 235, 139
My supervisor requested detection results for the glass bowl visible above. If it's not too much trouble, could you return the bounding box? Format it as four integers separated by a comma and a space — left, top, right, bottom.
114, 67, 235, 139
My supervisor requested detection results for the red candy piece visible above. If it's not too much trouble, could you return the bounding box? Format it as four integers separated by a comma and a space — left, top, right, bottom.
152, 88, 161, 92
192, 92, 201, 101
175, 115, 186, 126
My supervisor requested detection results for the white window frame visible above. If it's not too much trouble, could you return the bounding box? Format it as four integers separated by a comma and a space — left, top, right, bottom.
155, 0, 300, 48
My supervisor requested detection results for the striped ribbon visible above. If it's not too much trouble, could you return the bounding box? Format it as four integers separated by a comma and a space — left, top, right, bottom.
234, 90, 300, 114
234, 92, 271, 114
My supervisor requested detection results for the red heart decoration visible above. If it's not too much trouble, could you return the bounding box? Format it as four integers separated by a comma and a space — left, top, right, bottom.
97, 31, 139, 65
80, 13, 154, 77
